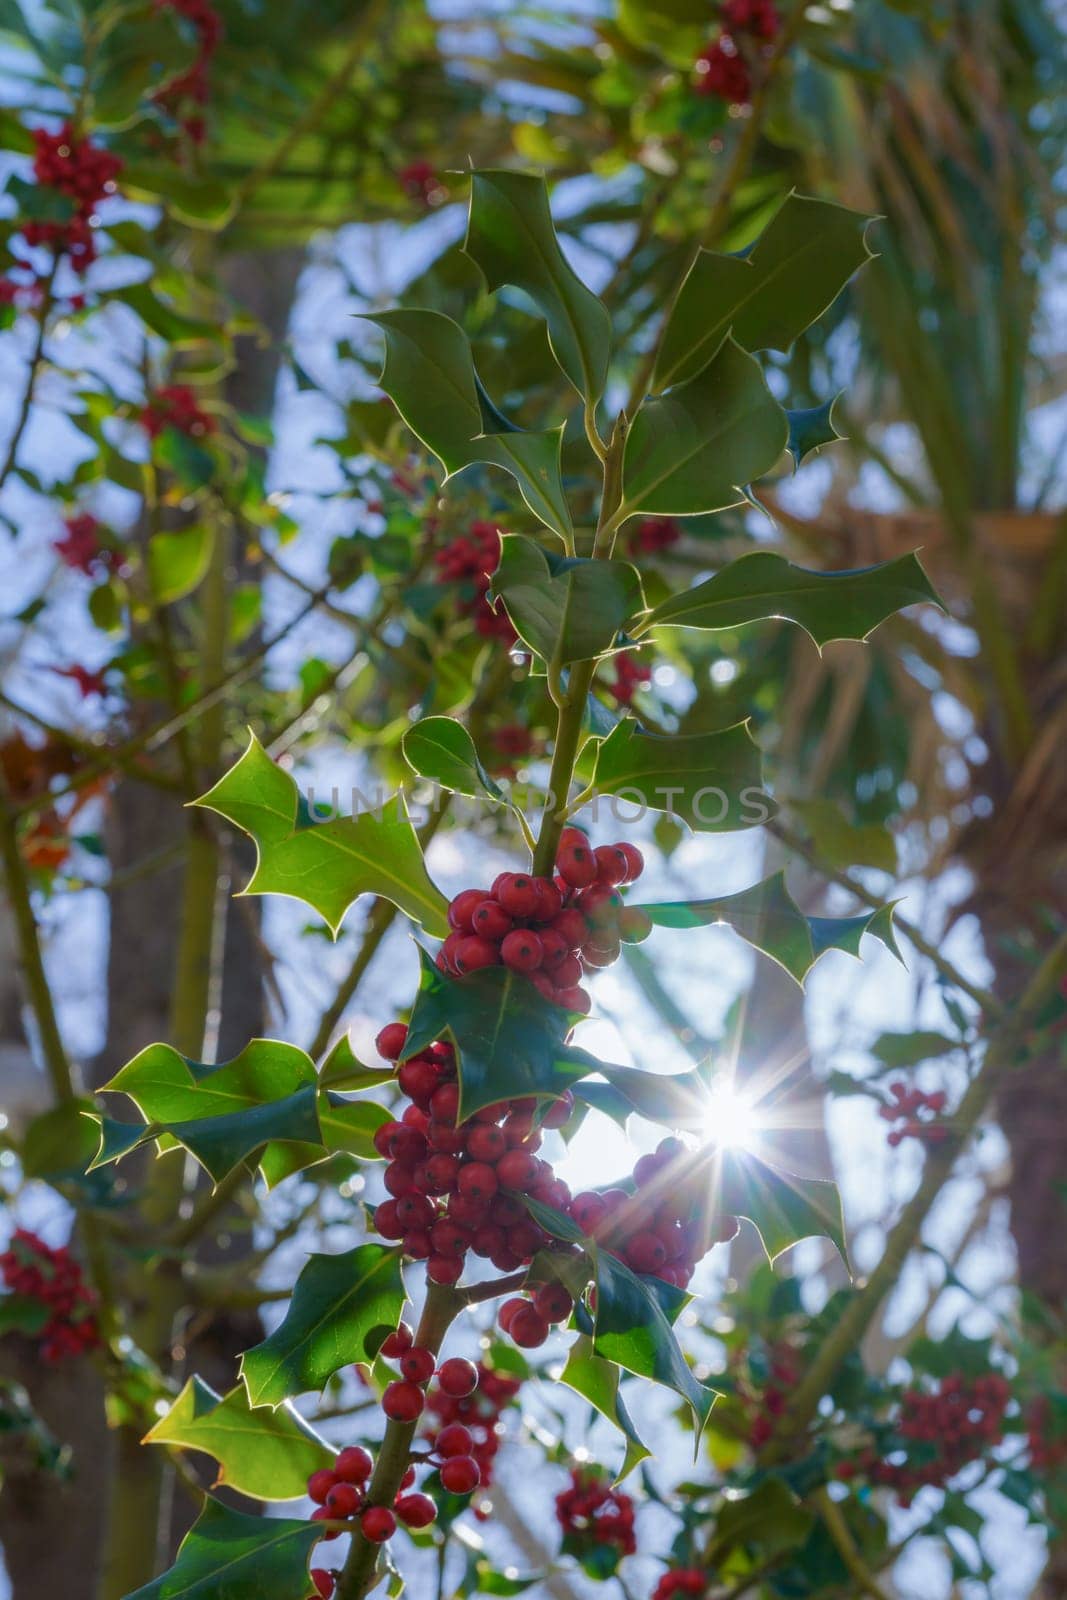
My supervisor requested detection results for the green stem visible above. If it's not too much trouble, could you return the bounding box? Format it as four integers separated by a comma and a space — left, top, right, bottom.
0, 257, 58, 493
812, 1489, 893, 1600
335, 1282, 462, 1600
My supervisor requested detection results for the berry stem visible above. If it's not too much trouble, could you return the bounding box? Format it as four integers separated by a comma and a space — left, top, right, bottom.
531, 420, 626, 878
335, 1281, 461, 1600
461, 1268, 530, 1306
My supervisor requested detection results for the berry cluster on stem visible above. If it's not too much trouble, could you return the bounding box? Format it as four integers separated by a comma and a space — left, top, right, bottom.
879, 1081, 949, 1146
140, 383, 215, 440
555, 1465, 636, 1559
433, 521, 515, 639
742, 1342, 802, 1451
20, 124, 122, 273
152, 0, 223, 144
439, 830, 648, 1013
693, 0, 781, 104
653, 1571, 711, 1600
54, 511, 114, 576
836, 1372, 1011, 1505
0, 1228, 100, 1361
421, 1357, 521, 1507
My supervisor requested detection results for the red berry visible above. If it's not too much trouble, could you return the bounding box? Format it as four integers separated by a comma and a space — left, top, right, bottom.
424, 1154, 461, 1193
310, 1508, 339, 1538
382, 1381, 425, 1422
495, 1148, 539, 1191
498, 1297, 528, 1333
556, 985, 591, 1014
617, 842, 644, 883
325, 1483, 362, 1518
464, 1124, 504, 1163
501, 929, 544, 973
440, 1455, 480, 1495
627, 1231, 667, 1274
436, 1424, 475, 1465
458, 1162, 498, 1201
360, 1505, 397, 1543
471, 1222, 506, 1258
335, 1446, 374, 1483
375, 1022, 408, 1060
430, 1219, 469, 1257
395, 1492, 437, 1529
427, 1254, 464, 1286
375, 1201, 404, 1240
429, 1083, 460, 1125
400, 1347, 436, 1384
437, 1357, 478, 1397
472, 899, 512, 940
594, 844, 630, 885
397, 1059, 440, 1106
530, 878, 563, 922
497, 874, 541, 918
308, 1469, 338, 1505
552, 908, 589, 948
556, 835, 598, 888
533, 1281, 574, 1323
395, 1194, 434, 1229
508, 1305, 550, 1348
455, 935, 499, 974
541, 1091, 574, 1129
448, 888, 486, 931
311, 1572, 336, 1599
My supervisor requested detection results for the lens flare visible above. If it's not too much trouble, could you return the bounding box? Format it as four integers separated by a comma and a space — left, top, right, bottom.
702, 1080, 760, 1151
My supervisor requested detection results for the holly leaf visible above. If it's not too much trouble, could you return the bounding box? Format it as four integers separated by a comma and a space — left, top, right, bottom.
590, 717, 774, 832
560, 1337, 651, 1480
143, 1377, 334, 1501
402, 716, 504, 801
719, 1149, 849, 1269
464, 169, 612, 404
0, 1295, 51, 1337
363, 309, 572, 539
147, 526, 214, 605
20, 1098, 100, 1181
240, 1244, 404, 1407
712, 1476, 815, 1559
125, 1499, 320, 1600
642, 550, 942, 646
258, 1093, 391, 1187
622, 339, 788, 518
870, 1029, 960, 1068
527, 1201, 718, 1436
402, 949, 586, 1119
318, 1034, 396, 1092
195, 731, 449, 938
654, 195, 875, 390
491, 535, 644, 665
787, 397, 845, 468
636, 872, 902, 983
95, 1040, 325, 1183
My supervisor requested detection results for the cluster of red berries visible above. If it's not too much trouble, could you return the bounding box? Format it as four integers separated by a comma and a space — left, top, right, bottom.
879, 1082, 949, 1147
838, 1373, 1011, 1504
555, 1466, 636, 1559
140, 383, 216, 440
570, 1138, 740, 1291
653, 1572, 710, 1600
422, 1357, 521, 1499
22, 124, 122, 272
398, 161, 443, 206
0, 1229, 100, 1362
433, 521, 515, 640
438, 830, 648, 1013
152, 0, 223, 144
488, 723, 537, 778
630, 516, 681, 555
306, 1443, 428, 1550
743, 1343, 802, 1451
603, 650, 652, 707
693, 1, 780, 105
371, 1022, 573, 1286
54, 512, 112, 576
1026, 1397, 1067, 1475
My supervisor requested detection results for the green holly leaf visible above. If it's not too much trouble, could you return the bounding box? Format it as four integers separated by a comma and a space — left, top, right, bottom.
196, 732, 449, 938
318, 1034, 396, 1092
590, 717, 774, 832
654, 195, 875, 390
147, 526, 214, 605
20, 1098, 100, 1181
636, 871, 902, 984
712, 1476, 815, 1559
95, 1039, 326, 1183
561, 1337, 650, 1480
491, 535, 644, 665
789, 798, 897, 873
402, 949, 587, 1119
240, 1244, 404, 1407
258, 1093, 391, 1187
527, 1201, 718, 1436
786, 397, 845, 468
0, 1295, 51, 1337
622, 339, 788, 518
143, 1377, 334, 1501
363, 309, 572, 540
640, 550, 942, 646
719, 1149, 849, 1269
125, 1499, 320, 1600
402, 716, 504, 801
464, 169, 612, 404
869, 1029, 960, 1068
